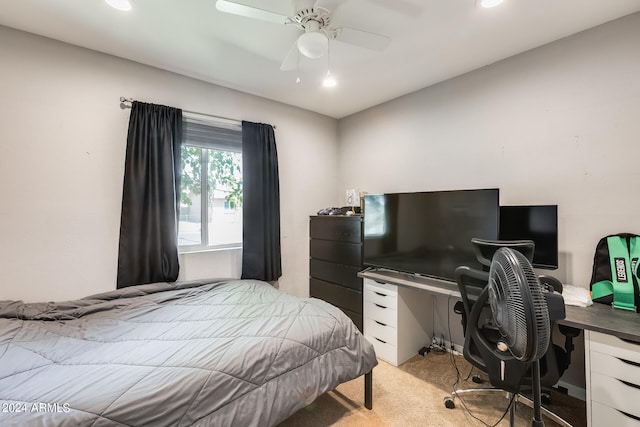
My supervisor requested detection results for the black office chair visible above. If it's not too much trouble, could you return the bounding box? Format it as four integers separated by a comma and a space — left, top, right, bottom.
444, 239, 579, 426
467, 238, 580, 398
470, 238, 536, 269
469, 238, 581, 395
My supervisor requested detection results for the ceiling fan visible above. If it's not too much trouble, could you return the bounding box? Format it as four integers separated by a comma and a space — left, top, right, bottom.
215, 0, 391, 71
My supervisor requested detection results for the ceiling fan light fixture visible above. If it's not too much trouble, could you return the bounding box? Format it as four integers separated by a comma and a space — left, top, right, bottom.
478, 0, 504, 8
105, 0, 132, 11
297, 32, 328, 59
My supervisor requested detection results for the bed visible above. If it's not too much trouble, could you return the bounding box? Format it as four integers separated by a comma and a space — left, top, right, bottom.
0, 279, 377, 426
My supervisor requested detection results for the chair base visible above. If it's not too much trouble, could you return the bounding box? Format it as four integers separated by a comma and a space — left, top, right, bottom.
444, 387, 572, 427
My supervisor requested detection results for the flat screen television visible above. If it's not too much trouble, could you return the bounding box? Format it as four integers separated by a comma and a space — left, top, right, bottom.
499, 205, 558, 269
363, 189, 499, 281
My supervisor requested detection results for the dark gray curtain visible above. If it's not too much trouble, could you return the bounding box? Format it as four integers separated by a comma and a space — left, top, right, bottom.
241, 121, 282, 281
117, 101, 183, 288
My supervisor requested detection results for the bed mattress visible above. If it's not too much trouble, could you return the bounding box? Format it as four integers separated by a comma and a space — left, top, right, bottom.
0, 279, 377, 426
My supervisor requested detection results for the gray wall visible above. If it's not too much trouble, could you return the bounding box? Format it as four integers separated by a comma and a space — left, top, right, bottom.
337, 12, 640, 393
3, 11, 640, 395
0, 25, 339, 302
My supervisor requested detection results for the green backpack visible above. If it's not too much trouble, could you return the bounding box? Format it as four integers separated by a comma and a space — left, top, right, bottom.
590, 233, 640, 312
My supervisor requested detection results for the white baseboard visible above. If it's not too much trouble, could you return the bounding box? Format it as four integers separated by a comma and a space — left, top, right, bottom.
434, 338, 463, 356
557, 380, 586, 401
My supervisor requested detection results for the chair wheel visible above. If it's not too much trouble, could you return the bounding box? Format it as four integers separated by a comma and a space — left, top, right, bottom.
542, 394, 551, 405
444, 397, 455, 409
472, 374, 483, 384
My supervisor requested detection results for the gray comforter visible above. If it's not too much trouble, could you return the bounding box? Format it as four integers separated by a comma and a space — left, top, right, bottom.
0, 279, 377, 426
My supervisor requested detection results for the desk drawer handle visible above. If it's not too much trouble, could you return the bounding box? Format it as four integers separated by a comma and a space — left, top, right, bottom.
619, 379, 640, 390
374, 337, 387, 344
618, 357, 640, 368
375, 320, 387, 327
619, 337, 640, 347
374, 292, 387, 297
374, 303, 387, 309
617, 410, 640, 422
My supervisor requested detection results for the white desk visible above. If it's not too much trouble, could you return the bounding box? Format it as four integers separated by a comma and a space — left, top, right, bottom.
358, 268, 460, 366
359, 268, 461, 298
560, 304, 640, 427
362, 269, 640, 426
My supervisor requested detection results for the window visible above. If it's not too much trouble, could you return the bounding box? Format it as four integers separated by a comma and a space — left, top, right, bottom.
178, 117, 242, 250
363, 194, 386, 237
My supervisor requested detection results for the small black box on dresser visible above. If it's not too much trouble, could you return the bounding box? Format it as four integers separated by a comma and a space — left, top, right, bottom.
309, 215, 363, 331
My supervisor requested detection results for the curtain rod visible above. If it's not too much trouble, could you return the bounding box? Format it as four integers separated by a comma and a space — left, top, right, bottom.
119, 97, 276, 129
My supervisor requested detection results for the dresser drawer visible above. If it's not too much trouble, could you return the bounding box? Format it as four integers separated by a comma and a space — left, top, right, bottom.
310, 239, 361, 266
590, 350, 640, 386
341, 308, 363, 332
310, 259, 362, 290
592, 401, 640, 427
365, 317, 397, 346
365, 334, 397, 365
310, 278, 362, 314
591, 371, 640, 419
310, 216, 361, 243
364, 300, 397, 327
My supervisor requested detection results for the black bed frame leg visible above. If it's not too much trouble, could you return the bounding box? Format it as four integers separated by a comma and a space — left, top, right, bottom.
364, 370, 373, 410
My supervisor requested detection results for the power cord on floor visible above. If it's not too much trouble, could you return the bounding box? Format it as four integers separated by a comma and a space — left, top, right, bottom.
447, 294, 473, 389
445, 293, 515, 427
456, 390, 516, 427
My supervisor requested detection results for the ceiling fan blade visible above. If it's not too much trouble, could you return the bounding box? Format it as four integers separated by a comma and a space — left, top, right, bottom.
280, 40, 300, 71
333, 27, 390, 52
215, 0, 289, 25
365, 0, 423, 16
314, 0, 344, 12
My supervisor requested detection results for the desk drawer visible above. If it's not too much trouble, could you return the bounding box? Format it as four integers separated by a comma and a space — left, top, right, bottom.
365, 334, 397, 365
365, 317, 397, 346
590, 350, 640, 386
364, 301, 397, 327
591, 371, 640, 419
590, 331, 640, 365
365, 288, 398, 309
591, 401, 640, 427
364, 279, 398, 295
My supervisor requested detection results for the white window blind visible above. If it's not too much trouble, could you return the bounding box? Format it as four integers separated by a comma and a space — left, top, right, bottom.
182, 117, 242, 152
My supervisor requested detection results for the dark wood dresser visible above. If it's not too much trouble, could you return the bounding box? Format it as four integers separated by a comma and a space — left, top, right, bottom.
309, 215, 363, 331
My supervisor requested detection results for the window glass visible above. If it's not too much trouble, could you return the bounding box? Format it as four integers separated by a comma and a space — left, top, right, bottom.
206, 148, 242, 247
178, 119, 242, 250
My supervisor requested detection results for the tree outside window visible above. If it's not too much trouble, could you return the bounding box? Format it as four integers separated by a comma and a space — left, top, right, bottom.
178, 145, 242, 248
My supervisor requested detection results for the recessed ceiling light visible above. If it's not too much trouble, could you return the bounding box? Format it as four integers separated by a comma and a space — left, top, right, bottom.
105, 0, 132, 11
479, 0, 504, 8
322, 72, 337, 88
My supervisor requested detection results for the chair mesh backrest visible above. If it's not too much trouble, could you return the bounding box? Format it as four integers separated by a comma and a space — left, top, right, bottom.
472, 238, 535, 269
455, 266, 489, 323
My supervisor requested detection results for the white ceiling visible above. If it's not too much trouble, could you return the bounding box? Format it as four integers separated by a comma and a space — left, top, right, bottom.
2, 0, 640, 118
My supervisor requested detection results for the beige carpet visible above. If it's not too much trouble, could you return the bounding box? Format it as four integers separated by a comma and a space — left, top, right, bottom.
279, 351, 586, 426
